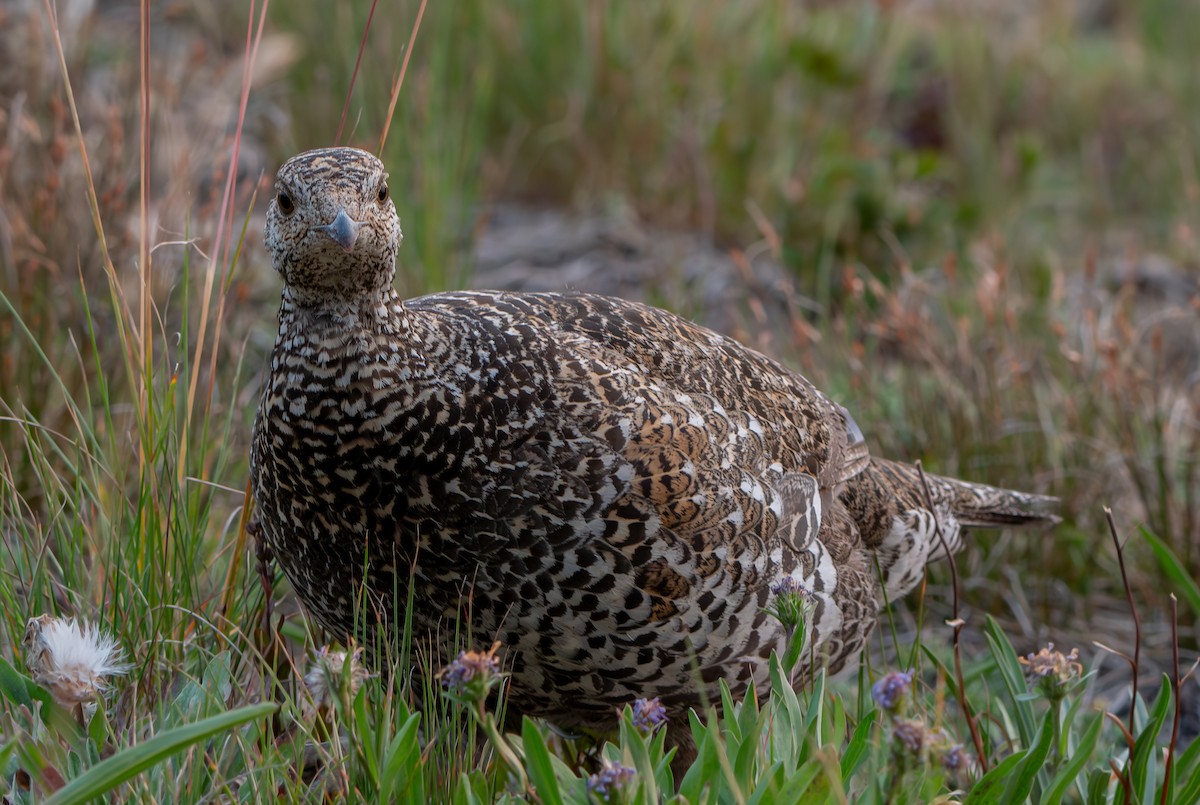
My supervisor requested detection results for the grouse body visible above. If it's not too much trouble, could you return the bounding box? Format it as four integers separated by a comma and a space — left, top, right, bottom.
251, 147, 1054, 734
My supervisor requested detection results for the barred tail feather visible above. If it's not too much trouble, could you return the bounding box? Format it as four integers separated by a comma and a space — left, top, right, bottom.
871, 458, 1059, 529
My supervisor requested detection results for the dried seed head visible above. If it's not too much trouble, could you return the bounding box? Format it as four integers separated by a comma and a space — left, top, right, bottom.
304, 645, 367, 712
1018, 643, 1083, 701
22, 615, 130, 705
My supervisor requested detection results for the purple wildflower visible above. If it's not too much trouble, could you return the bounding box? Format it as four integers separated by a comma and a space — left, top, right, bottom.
629, 697, 668, 734
769, 577, 810, 597
439, 642, 502, 702
871, 669, 914, 712
892, 719, 925, 754
941, 743, 967, 772
586, 760, 635, 800
766, 576, 812, 630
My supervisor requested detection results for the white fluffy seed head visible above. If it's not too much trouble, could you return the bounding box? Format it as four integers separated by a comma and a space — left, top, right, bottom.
23, 615, 131, 705
304, 645, 367, 713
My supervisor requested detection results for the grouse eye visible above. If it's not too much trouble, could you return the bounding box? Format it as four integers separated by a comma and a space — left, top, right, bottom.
376, 182, 389, 204
276, 190, 295, 216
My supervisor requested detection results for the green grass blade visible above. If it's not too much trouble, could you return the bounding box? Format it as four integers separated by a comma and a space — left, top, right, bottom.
1176, 747, 1200, 805
43, 702, 276, 805
1141, 527, 1200, 617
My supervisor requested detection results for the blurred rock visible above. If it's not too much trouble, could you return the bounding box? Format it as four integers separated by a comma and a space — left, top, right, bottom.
471, 204, 818, 352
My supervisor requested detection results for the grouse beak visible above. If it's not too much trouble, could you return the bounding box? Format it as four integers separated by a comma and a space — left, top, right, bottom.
314, 208, 364, 252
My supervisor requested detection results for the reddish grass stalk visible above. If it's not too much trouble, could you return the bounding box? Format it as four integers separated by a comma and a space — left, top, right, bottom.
181, 0, 270, 485
915, 462, 989, 773
137, 0, 158, 528
139, 0, 152, 427
41, 0, 138, 395
378, 0, 430, 156
1161, 594, 1181, 805
1105, 507, 1141, 735
1100, 506, 1139, 797
336, 0, 380, 145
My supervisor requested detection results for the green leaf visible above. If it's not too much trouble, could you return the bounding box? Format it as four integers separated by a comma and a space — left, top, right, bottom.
840, 710, 878, 781
379, 710, 423, 804
983, 615, 1037, 746
452, 771, 488, 805
0, 657, 85, 740
966, 751, 1025, 805
43, 702, 275, 805
1127, 675, 1172, 804
720, 679, 742, 746
521, 718, 564, 805
1176, 744, 1200, 805
773, 757, 828, 804
1141, 527, 1200, 617
998, 706, 1056, 803
352, 686, 380, 788
1172, 720, 1200, 794
679, 710, 723, 802
618, 708, 663, 802
0, 657, 34, 708
1041, 710, 1104, 805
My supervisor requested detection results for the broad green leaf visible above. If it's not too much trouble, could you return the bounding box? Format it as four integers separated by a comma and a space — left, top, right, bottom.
1127, 675, 1172, 805
379, 710, 423, 804
840, 710, 878, 781
679, 709, 721, 802
44, 702, 275, 805
0, 657, 34, 708
998, 706, 1055, 803
1041, 710, 1104, 805
965, 750, 1025, 805
983, 616, 1037, 747
0, 658, 84, 740
520, 718, 563, 805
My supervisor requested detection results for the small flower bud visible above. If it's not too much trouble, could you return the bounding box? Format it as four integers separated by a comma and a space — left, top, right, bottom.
628, 697, 668, 735
892, 719, 926, 755
586, 759, 635, 802
439, 642, 503, 705
765, 577, 812, 630
871, 669, 914, 712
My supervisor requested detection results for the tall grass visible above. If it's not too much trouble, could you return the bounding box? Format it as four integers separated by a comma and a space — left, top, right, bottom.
1, 0, 1198, 801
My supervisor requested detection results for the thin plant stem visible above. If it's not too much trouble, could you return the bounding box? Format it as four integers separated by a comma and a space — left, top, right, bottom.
915, 461, 988, 773
1161, 594, 1181, 805
378, 0, 429, 156
336, 0, 380, 145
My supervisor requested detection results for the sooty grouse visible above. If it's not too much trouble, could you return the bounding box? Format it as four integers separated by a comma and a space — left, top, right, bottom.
251, 147, 1055, 740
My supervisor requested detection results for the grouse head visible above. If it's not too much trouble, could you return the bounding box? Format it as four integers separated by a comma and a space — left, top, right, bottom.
265, 147, 401, 305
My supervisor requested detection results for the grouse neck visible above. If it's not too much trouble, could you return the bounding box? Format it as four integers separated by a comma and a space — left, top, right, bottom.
278, 285, 409, 336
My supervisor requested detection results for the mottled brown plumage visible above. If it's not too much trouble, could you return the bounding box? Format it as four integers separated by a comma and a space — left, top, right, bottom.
250, 147, 1054, 740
